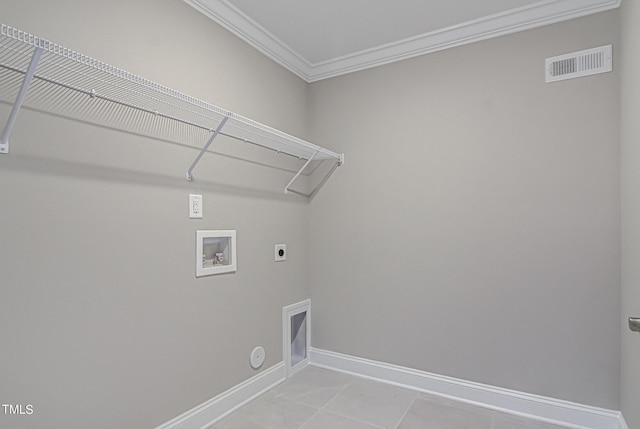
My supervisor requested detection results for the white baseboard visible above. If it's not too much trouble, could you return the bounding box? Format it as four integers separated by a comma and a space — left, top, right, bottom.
154, 349, 628, 429
155, 362, 285, 429
619, 415, 629, 429
310, 348, 626, 429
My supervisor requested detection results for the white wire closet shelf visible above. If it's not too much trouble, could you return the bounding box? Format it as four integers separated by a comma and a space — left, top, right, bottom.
0, 23, 343, 196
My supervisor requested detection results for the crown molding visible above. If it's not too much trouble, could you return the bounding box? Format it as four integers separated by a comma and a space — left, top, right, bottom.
185, 0, 620, 83
186, 0, 312, 80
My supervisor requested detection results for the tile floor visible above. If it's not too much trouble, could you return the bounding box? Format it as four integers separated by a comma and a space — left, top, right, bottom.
208, 366, 571, 429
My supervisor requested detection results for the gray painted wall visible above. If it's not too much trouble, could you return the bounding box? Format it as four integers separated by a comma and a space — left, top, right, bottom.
0, 1, 311, 428
308, 11, 620, 409
0, 1, 627, 427
620, 0, 640, 427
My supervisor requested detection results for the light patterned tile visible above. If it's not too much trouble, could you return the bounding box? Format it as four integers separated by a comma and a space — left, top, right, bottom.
210, 396, 317, 429
323, 378, 418, 429
264, 366, 354, 408
208, 367, 575, 429
417, 392, 495, 419
397, 397, 492, 429
491, 412, 570, 429
301, 410, 384, 429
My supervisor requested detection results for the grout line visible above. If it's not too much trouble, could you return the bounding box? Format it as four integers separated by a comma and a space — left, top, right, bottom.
392, 396, 417, 429
318, 375, 417, 429
319, 381, 352, 411
313, 374, 388, 428
297, 407, 322, 429
322, 410, 387, 429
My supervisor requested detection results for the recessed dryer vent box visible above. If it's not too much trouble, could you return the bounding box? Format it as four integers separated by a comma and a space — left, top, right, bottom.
196, 230, 236, 277
283, 299, 310, 377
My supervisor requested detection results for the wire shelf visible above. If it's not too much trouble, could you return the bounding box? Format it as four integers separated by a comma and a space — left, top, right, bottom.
0, 23, 343, 192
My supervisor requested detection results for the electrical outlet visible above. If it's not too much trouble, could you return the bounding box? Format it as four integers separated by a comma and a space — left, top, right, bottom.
275, 244, 286, 262
189, 194, 203, 219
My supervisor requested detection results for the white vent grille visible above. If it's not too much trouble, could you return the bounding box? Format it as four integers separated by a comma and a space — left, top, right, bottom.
545, 45, 612, 83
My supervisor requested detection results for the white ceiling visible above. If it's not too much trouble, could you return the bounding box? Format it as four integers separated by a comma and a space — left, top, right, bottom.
185, 0, 620, 82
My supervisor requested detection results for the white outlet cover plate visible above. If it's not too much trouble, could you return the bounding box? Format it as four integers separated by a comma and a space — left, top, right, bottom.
189, 194, 203, 219
250, 346, 265, 369
275, 244, 286, 262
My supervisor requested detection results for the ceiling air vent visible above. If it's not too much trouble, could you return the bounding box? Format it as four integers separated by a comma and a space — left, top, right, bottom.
545, 44, 612, 83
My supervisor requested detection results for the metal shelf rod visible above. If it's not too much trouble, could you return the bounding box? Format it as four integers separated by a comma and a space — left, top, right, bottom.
186, 115, 229, 181
285, 150, 318, 194
0, 45, 42, 153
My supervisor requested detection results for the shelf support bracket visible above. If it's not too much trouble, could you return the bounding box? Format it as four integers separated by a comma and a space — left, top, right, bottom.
1, 46, 43, 154
186, 115, 229, 181
284, 150, 319, 195
284, 159, 341, 200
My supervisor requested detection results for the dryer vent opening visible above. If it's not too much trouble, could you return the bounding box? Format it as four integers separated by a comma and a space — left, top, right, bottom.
291, 312, 307, 367
283, 300, 310, 377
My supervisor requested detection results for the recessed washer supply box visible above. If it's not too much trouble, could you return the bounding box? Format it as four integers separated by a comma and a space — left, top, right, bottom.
196, 230, 236, 277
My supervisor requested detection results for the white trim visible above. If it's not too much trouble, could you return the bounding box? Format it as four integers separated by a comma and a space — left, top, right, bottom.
195, 230, 237, 278
282, 299, 311, 377
184, 0, 620, 82
310, 348, 625, 429
154, 362, 285, 429
184, 0, 311, 81
619, 415, 629, 429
